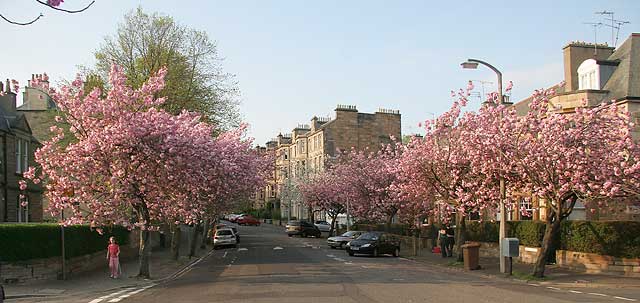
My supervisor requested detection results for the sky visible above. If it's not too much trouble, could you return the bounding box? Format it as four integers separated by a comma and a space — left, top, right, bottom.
1, 0, 639, 145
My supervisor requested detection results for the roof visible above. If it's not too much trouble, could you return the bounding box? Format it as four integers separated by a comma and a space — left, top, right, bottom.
602, 33, 640, 100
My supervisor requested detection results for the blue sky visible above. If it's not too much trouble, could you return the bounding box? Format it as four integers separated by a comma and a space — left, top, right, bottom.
1, 0, 639, 145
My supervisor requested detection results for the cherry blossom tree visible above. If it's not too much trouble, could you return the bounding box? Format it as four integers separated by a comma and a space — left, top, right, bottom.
23, 65, 269, 278
467, 87, 640, 277
298, 170, 348, 236
331, 145, 403, 230
398, 91, 500, 261
1, 1, 95, 26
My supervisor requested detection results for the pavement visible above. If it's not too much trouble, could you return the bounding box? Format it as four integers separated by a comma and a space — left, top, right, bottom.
403, 245, 640, 290
3, 244, 212, 302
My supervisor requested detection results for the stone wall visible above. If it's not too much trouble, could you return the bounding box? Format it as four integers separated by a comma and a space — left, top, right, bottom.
0, 246, 138, 283
556, 250, 640, 277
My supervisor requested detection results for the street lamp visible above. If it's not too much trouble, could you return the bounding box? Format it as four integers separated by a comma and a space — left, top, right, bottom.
461, 58, 510, 275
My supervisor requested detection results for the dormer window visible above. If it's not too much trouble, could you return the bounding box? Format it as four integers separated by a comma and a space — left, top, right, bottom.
577, 59, 599, 90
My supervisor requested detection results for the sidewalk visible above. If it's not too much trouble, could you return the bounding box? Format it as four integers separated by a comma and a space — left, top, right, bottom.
3, 246, 211, 301
404, 248, 640, 289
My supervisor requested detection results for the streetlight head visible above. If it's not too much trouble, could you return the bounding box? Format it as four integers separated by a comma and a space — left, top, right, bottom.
461, 61, 479, 69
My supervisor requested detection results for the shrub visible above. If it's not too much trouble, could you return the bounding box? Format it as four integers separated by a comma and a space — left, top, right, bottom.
508, 221, 546, 247
466, 221, 499, 242
0, 224, 130, 262
560, 221, 640, 258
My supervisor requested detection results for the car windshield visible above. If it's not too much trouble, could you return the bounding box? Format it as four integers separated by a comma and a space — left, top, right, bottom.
357, 232, 380, 240
288, 221, 300, 226
341, 231, 359, 237
217, 230, 233, 236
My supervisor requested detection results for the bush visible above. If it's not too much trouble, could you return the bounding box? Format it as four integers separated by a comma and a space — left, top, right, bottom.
509, 221, 546, 247
466, 221, 499, 243
560, 221, 640, 259
0, 224, 130, 262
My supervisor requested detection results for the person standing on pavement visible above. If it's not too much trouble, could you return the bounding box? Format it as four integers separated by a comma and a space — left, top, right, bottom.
446, 225, 455, 257
107, 236, 120, 278
438, 227, 449, 258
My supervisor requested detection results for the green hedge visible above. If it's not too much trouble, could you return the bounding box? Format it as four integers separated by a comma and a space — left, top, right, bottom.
0, 224, 130, 262
560, 221, 640, 259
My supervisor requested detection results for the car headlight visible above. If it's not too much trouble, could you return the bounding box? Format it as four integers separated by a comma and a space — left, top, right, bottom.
346, 242, 351, 246
362, 243, 372, 248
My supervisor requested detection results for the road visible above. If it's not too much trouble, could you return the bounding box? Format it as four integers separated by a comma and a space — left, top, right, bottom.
78, 223, 639, 303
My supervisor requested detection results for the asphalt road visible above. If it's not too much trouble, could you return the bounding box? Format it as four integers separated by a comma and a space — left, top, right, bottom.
88, 222, 638, 303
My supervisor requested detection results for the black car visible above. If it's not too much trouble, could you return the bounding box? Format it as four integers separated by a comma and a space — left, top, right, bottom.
286, 220, 322, 238
346, 231, 400, 257
327, 231, 364, 249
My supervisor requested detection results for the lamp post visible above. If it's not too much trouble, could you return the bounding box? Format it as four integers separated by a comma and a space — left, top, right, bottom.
461, 58, 511, 275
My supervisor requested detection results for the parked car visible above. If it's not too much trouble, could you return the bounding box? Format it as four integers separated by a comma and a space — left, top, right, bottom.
237, 215, 260, 226
286, 220, 322, 238
228, 214, 245, 223
346, 231, 400, 257
214, 224, 239, 242
327, 231, 364, 249
213, 228, 238, 249
314, 220, 331, 232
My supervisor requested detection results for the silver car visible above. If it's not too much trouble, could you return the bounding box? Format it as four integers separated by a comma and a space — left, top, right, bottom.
327, 231, 364, 249
213, 228, 238, 249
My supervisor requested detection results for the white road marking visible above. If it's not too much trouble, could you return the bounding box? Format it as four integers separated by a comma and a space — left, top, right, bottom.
546, 287, 561, 291
106, 284, 157, 303
344, 262, 354, 265
223, 251, 228, 258
327, 254, 336, 258
568, 290, 583, 294
333, 258, 346, 262
587, 293, 609, 297
392, 278, 405, 281
273, 246, 284, 250
238, 248, 248, 251
88, 288, 136, 303
613, 296, 637, 302
529, 284, 540, 287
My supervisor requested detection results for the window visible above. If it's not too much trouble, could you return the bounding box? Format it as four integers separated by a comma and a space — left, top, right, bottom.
15, 138, 29, 173
577, 59, 599, 90
17, 195, 29, 223
519, 198, 533, 220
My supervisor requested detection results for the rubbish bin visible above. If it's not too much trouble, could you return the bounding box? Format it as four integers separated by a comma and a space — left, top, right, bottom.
461, 242, 481, 270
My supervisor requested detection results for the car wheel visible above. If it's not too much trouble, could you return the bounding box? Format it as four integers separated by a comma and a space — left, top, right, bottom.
287, 234, 292, 237
373, 248, 379, 257
393, 247, 400, 257
348, 251, 355, 256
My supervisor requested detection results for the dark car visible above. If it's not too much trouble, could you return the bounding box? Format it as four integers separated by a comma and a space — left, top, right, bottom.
327, 231, 364, 249
286, 220, 321, 238
346, 232, 400, 257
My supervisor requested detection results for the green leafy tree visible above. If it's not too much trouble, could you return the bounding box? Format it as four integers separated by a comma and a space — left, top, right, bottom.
94, 8, 240, 130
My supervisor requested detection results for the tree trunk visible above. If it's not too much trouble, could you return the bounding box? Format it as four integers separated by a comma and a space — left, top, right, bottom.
385, 214, 394, 232
329, 213, 338, 236
171, 223, 181, 261
136, 203, 152, 278
189, 224, 200, 258
456, 217, 467, 262
200, 219, 209, 249
532, 215, 561, 278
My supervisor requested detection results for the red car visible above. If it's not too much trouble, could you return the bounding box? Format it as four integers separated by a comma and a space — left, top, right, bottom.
236, 215, 260, 226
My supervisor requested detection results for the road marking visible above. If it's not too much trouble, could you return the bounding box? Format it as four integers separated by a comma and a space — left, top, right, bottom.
89, 288, 136, 303
568, 290, 583, 294
344, 262, 354, 265
392, 278, 405, 281
223, 251, 228, 258
529, 284, 540, 287
333, 258, 346, 262
327, 254, 336, 258
587, 293, 609, 297
106, 285, 155, 303
546, 287, 561, 291
238, 248, 248, 251
613, 296, 637, 302
273, 246, 283, 250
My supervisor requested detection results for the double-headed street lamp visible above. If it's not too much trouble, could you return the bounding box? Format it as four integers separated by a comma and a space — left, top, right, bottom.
461, 58, 511, 275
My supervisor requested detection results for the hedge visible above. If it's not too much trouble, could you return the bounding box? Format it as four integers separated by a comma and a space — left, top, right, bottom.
560, 221, 640, 259
0, 224, 130, 262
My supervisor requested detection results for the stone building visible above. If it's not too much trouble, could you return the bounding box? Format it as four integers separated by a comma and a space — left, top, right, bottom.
255, 104, 401, 220
509, 33, 640, 222
17, 74, 58, 143
0, 79, 44, 222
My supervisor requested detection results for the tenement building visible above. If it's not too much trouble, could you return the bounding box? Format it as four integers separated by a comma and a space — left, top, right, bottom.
0, 79, 44, 222
254, 105, 401, 220
509, 33, 640, 222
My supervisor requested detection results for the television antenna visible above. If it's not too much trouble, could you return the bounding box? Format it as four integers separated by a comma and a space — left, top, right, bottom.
469, 79, 493, 101
583, 22, 603, 55
595, 11, 630, 48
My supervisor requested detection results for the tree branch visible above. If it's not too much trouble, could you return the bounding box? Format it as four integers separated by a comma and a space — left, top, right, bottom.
35, 0, 96, 13
0, 12, 43, 25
